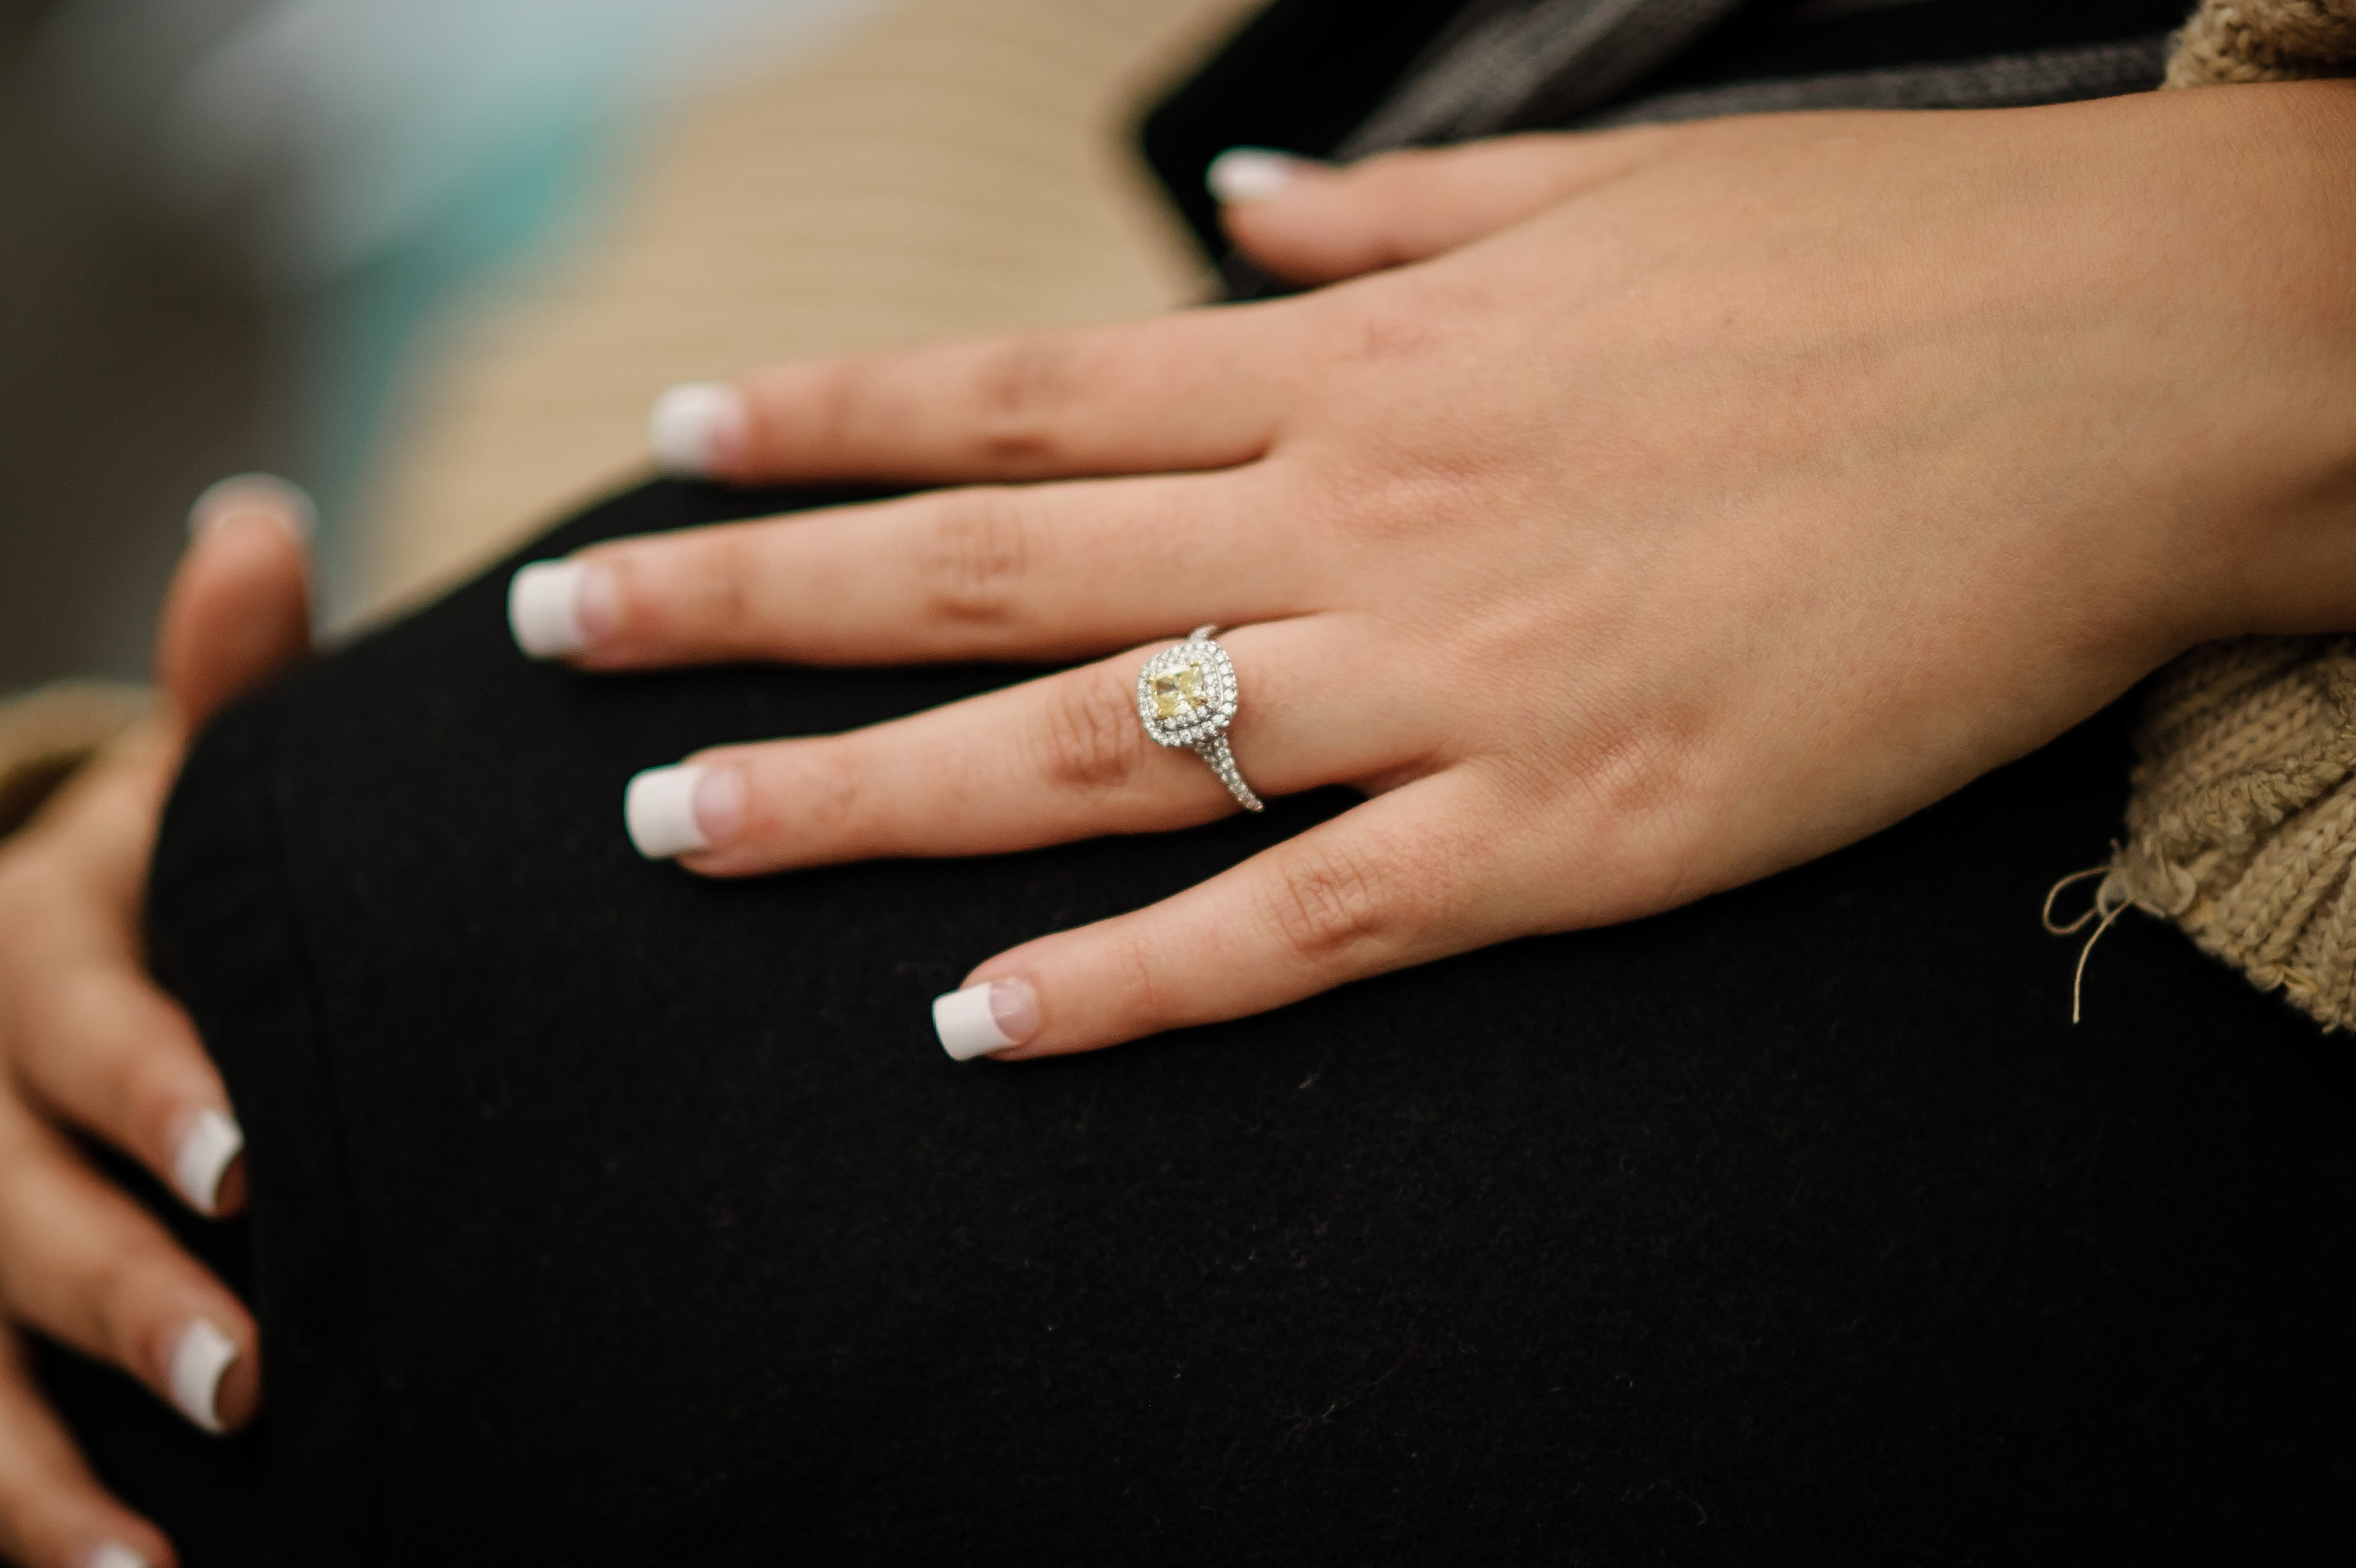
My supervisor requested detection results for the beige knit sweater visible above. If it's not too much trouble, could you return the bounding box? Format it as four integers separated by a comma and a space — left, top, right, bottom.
6, 0, 2356, 1029
2104, 0, 2356, 1027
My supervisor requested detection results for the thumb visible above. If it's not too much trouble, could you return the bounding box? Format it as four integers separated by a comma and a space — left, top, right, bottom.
154, 475, 315, 736
1211, 130, 1667, 287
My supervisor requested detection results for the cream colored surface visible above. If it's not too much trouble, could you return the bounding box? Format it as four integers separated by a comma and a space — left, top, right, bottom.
348, 0, 1259, 624
0, 680, 148, 839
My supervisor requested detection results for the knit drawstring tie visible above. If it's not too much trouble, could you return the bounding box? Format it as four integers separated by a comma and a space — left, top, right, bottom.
2042, 861, 2137, 1026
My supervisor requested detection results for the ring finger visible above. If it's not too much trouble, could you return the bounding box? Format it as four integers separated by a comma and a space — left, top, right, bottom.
624, 615, 1445, 876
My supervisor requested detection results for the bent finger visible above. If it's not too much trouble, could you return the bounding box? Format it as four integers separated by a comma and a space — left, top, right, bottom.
158, 476, 314, 737
0, 1326, 175, 1568
1215, 130, 1671, 286
0, 1105, 260, 1437
512, 467, 1307, 668
11, 956, 245, 1219
626, 616, 1441, 874
929, 771, 1514, 1060
646, 308, 1299, 486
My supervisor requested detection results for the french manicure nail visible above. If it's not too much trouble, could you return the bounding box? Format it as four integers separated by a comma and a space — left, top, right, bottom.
85, 1543, 152, 1568
508, 559, 618, 658
1206, 147, 1316, 204
932, 977, 1040, 1061
170, 1107, 243, 1217
650, 381, 750, 478
624, 763, 743, 860
187, 472, 316, 544
167, 1319, 238, 1434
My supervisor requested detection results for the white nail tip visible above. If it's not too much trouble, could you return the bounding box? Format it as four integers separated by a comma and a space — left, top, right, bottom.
187, 473, 316, 543
1206, 148, 1303, 204
509, 560, 589, 659
934, 983, 1015, 1062
87, 1543, 152, 1568
650, 382, 747, 477
171, 1108, 244, 1216
625, 764, 711, 860
168, 1319, 238, 1435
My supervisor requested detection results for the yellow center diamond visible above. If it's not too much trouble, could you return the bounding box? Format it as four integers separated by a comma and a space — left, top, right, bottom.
1150, 663, 1206, 720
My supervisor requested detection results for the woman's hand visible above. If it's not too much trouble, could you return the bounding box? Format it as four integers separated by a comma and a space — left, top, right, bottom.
511, 85, 2356, 1061
0, 488, 309, 1568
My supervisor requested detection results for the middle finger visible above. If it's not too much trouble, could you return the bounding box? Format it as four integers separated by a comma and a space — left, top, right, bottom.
512, 467, 1311, 669
0, 1097, 258, 1436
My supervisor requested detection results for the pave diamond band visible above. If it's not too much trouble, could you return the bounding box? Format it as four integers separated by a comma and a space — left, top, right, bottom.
1136, 626, 1264, 813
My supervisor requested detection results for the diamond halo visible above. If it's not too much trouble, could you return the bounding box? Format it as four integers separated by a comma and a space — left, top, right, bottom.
1133, 626, 1262, 811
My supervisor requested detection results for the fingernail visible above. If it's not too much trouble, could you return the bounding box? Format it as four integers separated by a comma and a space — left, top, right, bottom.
932, 977, 1039, 1061
650, 381, 750, 478
624, 763, 743, 860
187, 472, 316, 544
507, 559, 618, 659
1206, 147, 1316, 204
166, 1319, 238, 1434
170, 1107, 243, 1217
85, 1543, 153, 1568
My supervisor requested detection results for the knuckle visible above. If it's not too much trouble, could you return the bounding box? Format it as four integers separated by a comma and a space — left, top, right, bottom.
920, 491, 1032, 626
10, 964, 94, 1072
1335, 295, 1441, 369
613, 529, 764, 650
1261, 831, 1451, 970
1524, 708, 1710, 910
114, 1048, 193, 1154
966, 337, 1082, 469
797, 357, 873, 460
10, 968, 199, 1153
1555, 706, 1702, 826
1033, 674, 1151, 794
1348, 149, 1441, 221
1105, 924, 1172, 1035
783, 742, 863, 842
682, 531, 762, 647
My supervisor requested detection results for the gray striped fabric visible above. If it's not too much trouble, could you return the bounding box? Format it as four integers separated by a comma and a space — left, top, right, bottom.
1342, 0, 2173, 157
1581, 35, 2174, 126
1341, 0, 1750, 155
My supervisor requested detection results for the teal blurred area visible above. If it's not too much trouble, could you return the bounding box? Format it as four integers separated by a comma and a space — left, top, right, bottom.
0, 0, 883, 692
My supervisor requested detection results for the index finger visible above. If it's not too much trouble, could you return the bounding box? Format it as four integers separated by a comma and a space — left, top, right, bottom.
0, 815, 243, 1220
11, 959, 245, 1220
651, 305, 1300, 487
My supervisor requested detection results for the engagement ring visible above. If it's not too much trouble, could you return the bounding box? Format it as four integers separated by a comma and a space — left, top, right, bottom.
1136, 626, 1263, 812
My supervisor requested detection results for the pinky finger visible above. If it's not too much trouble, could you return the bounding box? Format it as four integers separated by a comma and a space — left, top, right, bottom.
0, 1326, 173, 1568
934, 772, 1509, 1061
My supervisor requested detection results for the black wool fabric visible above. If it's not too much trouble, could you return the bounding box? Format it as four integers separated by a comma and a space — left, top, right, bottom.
50, 476, 2345, 1565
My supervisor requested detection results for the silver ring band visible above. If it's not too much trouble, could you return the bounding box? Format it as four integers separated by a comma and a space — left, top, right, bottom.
1135, 626, 1265, 813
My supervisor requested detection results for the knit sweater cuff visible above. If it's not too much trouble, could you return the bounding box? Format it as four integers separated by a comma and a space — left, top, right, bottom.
2112, 640, 2356, 1026
2167, 0, 2356, 87
2090, 3, 2356, 1030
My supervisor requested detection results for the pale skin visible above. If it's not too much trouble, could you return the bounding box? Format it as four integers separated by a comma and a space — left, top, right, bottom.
3, 83, 2355, 1560
566, 87, 2356, 1057
0, 512, 307, 1567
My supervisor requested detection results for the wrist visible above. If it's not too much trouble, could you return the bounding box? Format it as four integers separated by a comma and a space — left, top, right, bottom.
2164, 81, 2356, 643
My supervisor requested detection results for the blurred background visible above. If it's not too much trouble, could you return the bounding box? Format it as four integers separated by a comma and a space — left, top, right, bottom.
0, 0, 1239, 695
